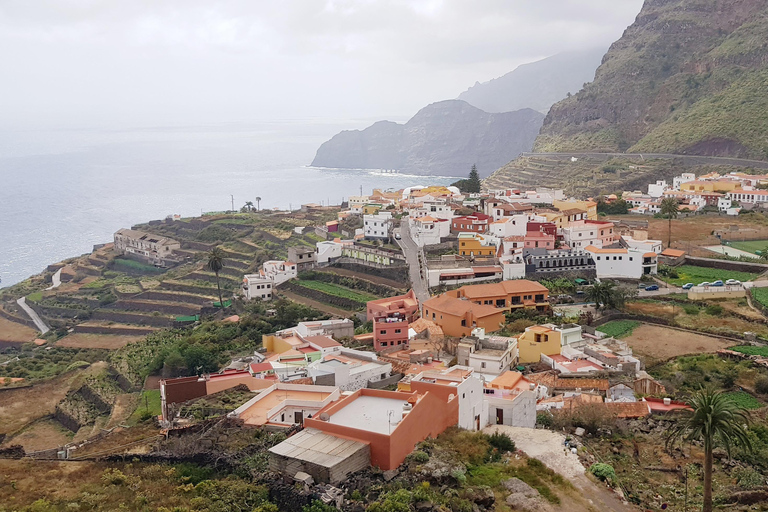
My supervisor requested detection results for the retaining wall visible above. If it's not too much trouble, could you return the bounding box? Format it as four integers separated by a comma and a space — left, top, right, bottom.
108, 299, 199, 316
73, 324, 158, 336
90, 310, 173, 327
684, 256, 768, 273
281, 282, 362, 310
331, 261, 408, 283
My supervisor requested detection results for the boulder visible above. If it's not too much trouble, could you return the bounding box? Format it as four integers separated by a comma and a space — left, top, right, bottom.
502, 478, 553, 512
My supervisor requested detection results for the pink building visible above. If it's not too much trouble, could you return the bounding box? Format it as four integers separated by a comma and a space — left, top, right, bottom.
367, 290, 420, 352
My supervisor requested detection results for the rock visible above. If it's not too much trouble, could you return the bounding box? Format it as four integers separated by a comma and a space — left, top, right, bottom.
502, 478, 538, 497
502, 478, 553, 512
419, 456, 466, 484
468, 486, 495, 508
382, 469, 399, 482
414, 501, 434, 512
713, 448, 728, 460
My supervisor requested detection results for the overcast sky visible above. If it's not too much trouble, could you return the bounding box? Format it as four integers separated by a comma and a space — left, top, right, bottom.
0, 0, 644, 128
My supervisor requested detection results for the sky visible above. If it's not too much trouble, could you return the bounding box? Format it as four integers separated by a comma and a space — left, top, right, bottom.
0, 0, 645, 128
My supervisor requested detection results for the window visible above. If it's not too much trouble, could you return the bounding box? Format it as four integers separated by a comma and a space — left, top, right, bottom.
461, 319, 466, 327
381, 341, 387, 347
394, 329, 401, 334
481, 362, 486, 369
380, 330, 386, 335
629, 257, 633, 261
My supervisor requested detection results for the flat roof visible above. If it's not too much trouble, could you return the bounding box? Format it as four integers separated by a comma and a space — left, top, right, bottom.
326, 395, 411, 435
269, 428, 369, 468
238, 388, 335, 426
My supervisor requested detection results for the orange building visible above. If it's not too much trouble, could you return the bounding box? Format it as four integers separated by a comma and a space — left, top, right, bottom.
367, 290, 420, 351
421, 294, 506, 337
448, 280, 549, 312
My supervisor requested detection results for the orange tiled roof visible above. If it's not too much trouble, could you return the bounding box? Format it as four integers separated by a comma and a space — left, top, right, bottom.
554, 377, 610, 391
457, 280, 548, 300
660, 248, 685, 258
422, 294, 501, 318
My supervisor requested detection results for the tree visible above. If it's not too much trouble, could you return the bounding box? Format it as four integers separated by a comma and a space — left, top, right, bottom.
206, 246, 227, 308
450, 164, 482, 194
585, 280, 636, 310
255, 196, 262, 211
660, 197, 680, 248
667, 389, 753, 512
242, 201, 254, 213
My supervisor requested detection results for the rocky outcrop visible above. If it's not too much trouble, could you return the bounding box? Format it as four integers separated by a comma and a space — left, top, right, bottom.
503, 478, 553, 512
312, 100, 544, 178
458, 48, 606, 114
534, 0, 768, 160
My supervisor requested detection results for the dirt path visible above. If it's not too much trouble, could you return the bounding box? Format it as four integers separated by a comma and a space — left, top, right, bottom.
278, 290, 356, 318
622, 324, 733, 365
318, 267, 406, 290
485, 425, 637, 511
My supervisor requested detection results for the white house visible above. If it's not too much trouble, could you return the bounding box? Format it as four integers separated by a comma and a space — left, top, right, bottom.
348, 195, 370, 214
727, 189, 768, 205
315, 239, 353, 264
561, 220, 616, 250
621, 236, 663, 254
410, 200, 454, 221
363, 211, 393, 240
647, 180, 669, 198
457, 328, 518, 376
488, 215, 529, 238
410, 366, 485, 431
673, 173, 696, 190
262, 260, 298, 285
482, 371, 537, 428
499, 236, 526, 279
308, 349, 392, 391
410, 216, 451, 247
585, 246, 657, 279
242, 275, 273, 301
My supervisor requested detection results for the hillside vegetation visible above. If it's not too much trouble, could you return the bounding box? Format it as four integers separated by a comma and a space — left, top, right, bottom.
534, 0, 768, 160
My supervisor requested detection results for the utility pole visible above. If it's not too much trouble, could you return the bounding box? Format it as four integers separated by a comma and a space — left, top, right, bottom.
230, 195, 234, 212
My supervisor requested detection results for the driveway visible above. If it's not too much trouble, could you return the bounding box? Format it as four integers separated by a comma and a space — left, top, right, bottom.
484, 425, 636, 511
396, 219, 429, 303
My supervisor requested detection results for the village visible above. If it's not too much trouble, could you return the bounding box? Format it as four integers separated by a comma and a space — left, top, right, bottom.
4, 168, 768, 510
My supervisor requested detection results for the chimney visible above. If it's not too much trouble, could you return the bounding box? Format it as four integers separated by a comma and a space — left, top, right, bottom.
663, 397, 671, 406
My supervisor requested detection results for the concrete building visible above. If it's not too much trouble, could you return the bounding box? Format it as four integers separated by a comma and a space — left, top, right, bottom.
315, 239, 353, 264
524, 248, 596, 278
516, 324, 564, 364
458, 232, 499, 257
421, 294, 506, 338
288, 246, 316, 271
364, 211, 393, 240
727, 189, 768, 205
621, 236, 663, 254
457, 328, 518, 375
367, 290, 420, 352
410, 216, 451, 247
113, 228, 181, 267
451, 214, 491, 234
262, 260, 298, 285
231, 383, 340, 427
309, 349, 393, 391
447, 280, 549, 312
585, 246, 658, 279
483, 371, 537, 428
242, 274, 274, 301
562, 220, 616, 250
408, 366, 485, 431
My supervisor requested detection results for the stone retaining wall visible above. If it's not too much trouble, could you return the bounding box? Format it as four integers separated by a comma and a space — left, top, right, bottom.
108, 299, 199, 316
73, 324, 158, 336
90, 310, 173, 327
281, 281, 362, 310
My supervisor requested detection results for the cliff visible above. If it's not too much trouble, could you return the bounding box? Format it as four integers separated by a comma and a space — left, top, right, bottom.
311, 100, 544, 178
534, 0, 768, 160
458, 48, 606, 114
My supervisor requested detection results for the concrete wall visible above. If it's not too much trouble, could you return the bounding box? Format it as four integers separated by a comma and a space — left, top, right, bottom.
484, 390, 536, 428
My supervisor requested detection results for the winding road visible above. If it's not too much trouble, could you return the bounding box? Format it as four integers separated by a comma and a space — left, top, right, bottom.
395, 219, 429, 303
16, 297, 50, 335
520, 151, 768, 169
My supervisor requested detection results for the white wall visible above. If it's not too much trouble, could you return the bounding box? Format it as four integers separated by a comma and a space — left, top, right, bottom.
483, 390, 536, 428
457, 376, 485, 431
364, 212, 393, 239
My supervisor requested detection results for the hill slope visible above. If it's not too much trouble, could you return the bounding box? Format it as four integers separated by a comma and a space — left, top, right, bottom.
534, 0, 768, 160
458, 48, 606, 114
311, 100, 544, 178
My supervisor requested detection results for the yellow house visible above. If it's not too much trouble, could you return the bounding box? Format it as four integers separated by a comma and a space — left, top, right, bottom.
679, 180, 741, 194
362, 203, 384, 215
458, 232, 497, 257
516, 325, 562, 364
553, 199, 598, 220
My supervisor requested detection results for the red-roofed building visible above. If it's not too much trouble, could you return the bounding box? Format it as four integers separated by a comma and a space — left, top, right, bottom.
451, 214, 491, 234
367, 290, 420, 352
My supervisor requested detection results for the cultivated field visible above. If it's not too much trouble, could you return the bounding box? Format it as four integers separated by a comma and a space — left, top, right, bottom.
0, 317, 37, 343
729, 239, 768, 254
55, 333, 145, 350
658, 264, 758, 286
622, 324, 734, 365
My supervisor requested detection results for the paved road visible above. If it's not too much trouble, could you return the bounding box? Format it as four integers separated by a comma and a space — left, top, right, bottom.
45, 268, 62, 291
395, 219, 429, 303
16, 297, 50, 335
521, 151, 768, 169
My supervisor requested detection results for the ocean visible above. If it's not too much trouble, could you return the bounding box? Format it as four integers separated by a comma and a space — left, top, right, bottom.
0, 121, 455, 288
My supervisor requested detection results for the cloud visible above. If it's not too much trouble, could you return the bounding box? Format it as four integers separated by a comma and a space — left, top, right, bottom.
0, 0, 644, 126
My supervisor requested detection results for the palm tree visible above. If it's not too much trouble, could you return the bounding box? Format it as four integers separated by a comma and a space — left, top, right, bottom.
206, 246, 227, 308
585, 280, 616, 310
667, 388, 752, 512
244, 201, 254, 212
255, 196, 262, 211
660, 197, 680, 248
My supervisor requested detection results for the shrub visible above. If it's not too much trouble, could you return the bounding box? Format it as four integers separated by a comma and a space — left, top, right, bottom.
734, 468, 763, 489
302, 500, 337, 512
101, 468, 128, 485
488, 432, 516, 453
408, 450, 430, 463
589, 463, 616, 483
451, 469, 467, 484
682, 304, 699, 315
755, 376, 768, 394
705, 304, 724, 315
537, 412, 554, 428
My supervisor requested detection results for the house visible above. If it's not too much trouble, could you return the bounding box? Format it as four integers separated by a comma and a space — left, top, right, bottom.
681, 179, 741, 194
457, 328, 518, 375
262, 328, 344, 363
488, 215, 530, 238
315, 239, 353, 264
458, 232, 499, 257
362, 203, 385, 215
524, 248, 596, 278
585, 246, 657, 279
727, 189, 768, 205
647, 180, 669, 198
230, 383, 340, 427
451, 214, 491, 234
562, 220, 616, 250
262, 260, 298, 285
408, 365, 485, 431
552, 377, 610, 396
524, 225, 556, 250
326, 220, 339, 233
348, 195, 371, 213
659, 248, 686, 265
409, 199, 455, 221
421, 294, 506, 338
483, 371, 537, 428
516, 325, 564, 364
552, 199, 598, 220
621, 236, 663, 254
288, 246, 316, 271
609, 383, 636, 403
426, 262, 505, 288
673, 173, 696, 190
367, 290, 420, 352
242, 274, 273, 301
410, 216, 451, 247
363, 211, 394, 240
113, 228, 181, 267
308, 349, 393, 391
447, 280, 549, 312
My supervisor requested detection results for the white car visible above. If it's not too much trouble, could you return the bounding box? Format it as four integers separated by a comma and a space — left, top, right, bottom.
725, 279, 741, 285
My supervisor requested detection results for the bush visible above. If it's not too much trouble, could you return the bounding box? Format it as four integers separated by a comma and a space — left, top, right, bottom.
537, 412, 553, 428
755, 376, 768, 394
589, 463, 616, 483
488, 432, 516, 453
408, 450, 430, 463
705, 304, 724, 315
682, 304, 700, 315
735, 468, 763, 489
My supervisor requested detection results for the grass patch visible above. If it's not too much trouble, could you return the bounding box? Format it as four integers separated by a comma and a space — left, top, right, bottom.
128, 390, 162, 424
729, 240, 768, 255
751, 287, 768, 309
112, 258, 164, 274
27, 291, 43, 303
731, 345, 768, 357
597, 320, 641, 338
294, 280, 378, 303
658, 265, 757, 287
724, 391, 763, 410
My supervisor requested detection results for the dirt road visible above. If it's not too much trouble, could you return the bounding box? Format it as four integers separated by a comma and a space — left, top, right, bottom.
485, 425, 636, 511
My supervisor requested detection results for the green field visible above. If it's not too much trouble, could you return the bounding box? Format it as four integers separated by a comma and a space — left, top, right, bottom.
728, 240, 768, 255
752, 287, 768, 309
659, 265, 758, 286
596, 320, 641, 339
295, 280, 378, 303
723, 391, 763, 410
731, 345, 768, 357
128, 389, 162, 425
112, 258, 164, 273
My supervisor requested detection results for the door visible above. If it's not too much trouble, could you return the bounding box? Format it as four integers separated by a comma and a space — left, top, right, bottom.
496, 408, 503, 425
476, 415, 481, 431
294, 411, 303, 424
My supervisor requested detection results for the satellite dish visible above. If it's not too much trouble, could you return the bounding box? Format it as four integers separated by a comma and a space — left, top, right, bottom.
319, 412, 330, 421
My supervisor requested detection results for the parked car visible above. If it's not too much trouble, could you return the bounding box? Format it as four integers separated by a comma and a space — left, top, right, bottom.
637, 283, 647, 289
712, 280, 724, 287
682, 283, 694, 290
698, 282, 711, 287
645, 285, 659, 291
726, 279, 741, 285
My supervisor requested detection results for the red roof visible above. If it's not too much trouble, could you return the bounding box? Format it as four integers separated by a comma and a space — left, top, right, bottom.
645, 397, 693, 413
304, 335, 342, 349
250, 363, 273, 373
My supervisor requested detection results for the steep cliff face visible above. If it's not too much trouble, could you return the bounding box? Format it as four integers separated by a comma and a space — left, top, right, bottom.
458, 48, 606, 114
311, 100, 544, 177
535, 0, 768, 160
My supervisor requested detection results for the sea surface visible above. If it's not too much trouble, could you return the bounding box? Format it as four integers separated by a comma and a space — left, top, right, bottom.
0, 121, 454, 288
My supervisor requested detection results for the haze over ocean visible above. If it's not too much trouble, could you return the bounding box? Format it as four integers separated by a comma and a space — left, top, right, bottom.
0, 121, 454, 288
